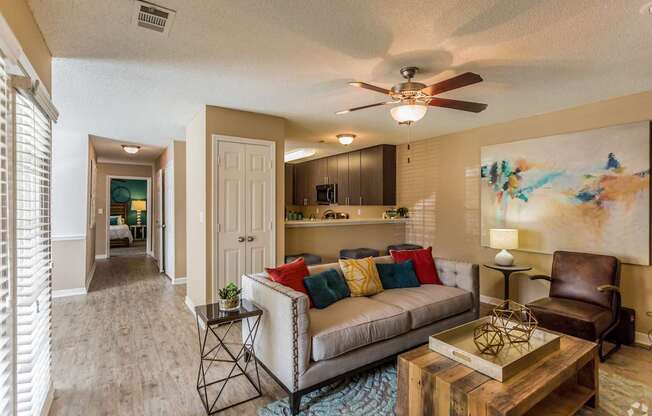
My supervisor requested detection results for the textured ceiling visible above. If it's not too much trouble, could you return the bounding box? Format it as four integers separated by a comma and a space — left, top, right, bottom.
29, 0, 652, 154
91, 135, 164, 163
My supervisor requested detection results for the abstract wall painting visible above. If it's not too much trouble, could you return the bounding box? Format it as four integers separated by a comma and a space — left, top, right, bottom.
480, 121, 650, 265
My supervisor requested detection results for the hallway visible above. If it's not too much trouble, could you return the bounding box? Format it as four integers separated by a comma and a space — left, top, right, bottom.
50, 255, 284, 415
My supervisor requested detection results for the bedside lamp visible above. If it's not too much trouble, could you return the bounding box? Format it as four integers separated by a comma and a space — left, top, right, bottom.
489, 229, 518, 266
131, 200, 147, 225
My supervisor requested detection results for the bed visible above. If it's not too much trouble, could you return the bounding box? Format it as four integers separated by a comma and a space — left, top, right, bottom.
109, 203, 133, 248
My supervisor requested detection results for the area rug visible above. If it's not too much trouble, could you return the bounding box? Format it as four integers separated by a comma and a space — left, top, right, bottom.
257, 364, 651, 416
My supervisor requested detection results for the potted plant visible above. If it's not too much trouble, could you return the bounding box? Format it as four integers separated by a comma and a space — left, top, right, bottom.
218, 282, 241, 311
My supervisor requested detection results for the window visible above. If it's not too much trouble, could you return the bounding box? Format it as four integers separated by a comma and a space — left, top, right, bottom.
14, 89, 52, 415
0, 53, 13, 416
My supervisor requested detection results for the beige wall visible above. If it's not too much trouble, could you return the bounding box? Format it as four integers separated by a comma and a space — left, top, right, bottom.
186, 105, 285, 306
52, 239, 86, 292
186, 108, 207, 305
95, 163, 153, 257
397, 90, 652, 336
174, 140, 187, 278
85, 141, 97, 287
286, 223, 406, 264
0, 0, 51, 92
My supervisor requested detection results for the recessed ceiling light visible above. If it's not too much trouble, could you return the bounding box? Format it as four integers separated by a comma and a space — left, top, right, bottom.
122, 145, 141, 154
337, 134, 356, 146
284, 148, 316, 162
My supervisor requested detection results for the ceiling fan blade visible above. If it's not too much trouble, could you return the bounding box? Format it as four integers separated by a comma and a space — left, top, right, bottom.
336, 101, 394, 115
348, 81, 390, 95
428, 98, 487, 113
421, 72, 483, 96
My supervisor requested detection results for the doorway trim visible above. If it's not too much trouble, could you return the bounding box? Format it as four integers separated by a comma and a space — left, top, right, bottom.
211, 134, 276, 301
105, 175, 152, 258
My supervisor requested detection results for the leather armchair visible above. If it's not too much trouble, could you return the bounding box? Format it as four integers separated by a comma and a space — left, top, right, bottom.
526, 251, 621, 362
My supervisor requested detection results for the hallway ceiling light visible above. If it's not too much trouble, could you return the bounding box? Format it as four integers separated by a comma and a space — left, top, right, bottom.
390, 102, 428, 124
284, 148, 316, 162
337, 134, 356, 146
122, 145, 141, 154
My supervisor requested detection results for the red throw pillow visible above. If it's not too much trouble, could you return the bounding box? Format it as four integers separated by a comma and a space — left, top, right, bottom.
390, 247, 441, 285
265, 258, 313, 307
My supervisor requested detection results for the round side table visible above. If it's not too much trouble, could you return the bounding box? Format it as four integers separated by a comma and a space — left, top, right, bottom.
483, 264, 532, 301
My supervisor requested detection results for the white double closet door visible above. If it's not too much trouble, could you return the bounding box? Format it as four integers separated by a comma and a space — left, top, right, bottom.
217, 140, 274, 288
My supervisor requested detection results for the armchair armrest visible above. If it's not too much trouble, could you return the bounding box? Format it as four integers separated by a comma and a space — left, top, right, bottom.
597, 284, 622, 324
529, 274, 552, 282
597, 284, 620, 293
240, 273, 310, 393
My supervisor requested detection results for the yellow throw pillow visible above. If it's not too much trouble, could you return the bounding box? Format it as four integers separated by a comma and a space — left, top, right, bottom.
338, 257, 384, 297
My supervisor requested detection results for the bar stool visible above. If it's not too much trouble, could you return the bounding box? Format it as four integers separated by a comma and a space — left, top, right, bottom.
339, 248, 380, 259
285, 253, 322, 266
386, 244, 423, 254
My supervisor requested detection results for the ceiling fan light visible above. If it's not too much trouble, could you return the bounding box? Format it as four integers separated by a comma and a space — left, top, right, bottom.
337, 134, 356, 145
390, 103, 428, 123
122, 145, 141, 154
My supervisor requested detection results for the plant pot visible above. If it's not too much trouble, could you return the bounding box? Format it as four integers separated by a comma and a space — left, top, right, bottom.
219, 297, 240, 312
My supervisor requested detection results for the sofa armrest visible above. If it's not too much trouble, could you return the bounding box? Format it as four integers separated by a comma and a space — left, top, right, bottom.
240, 273, 310, 393
434, 258, 480, 319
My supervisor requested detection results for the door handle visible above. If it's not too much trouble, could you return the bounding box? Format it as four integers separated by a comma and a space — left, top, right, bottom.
247, 236, 254, 242
237, 236, 245, 242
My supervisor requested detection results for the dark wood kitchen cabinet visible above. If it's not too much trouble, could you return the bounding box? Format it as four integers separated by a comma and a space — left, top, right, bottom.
285, 164, 294, 205
360, 145, 395, 205
291, 144, 395, 206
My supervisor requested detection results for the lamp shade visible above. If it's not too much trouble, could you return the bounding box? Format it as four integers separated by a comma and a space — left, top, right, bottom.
390, 103, 428, 123
131, 199, 147, 211
489, 229, 518, 250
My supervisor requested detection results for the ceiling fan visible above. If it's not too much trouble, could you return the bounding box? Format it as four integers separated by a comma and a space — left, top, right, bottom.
336, 66, 487, 124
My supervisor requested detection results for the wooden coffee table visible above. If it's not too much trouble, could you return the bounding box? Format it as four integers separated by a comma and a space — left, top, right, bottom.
396, 334, 598, 416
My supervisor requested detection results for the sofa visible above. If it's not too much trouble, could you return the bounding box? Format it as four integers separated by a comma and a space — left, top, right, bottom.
241, 255, 479, 414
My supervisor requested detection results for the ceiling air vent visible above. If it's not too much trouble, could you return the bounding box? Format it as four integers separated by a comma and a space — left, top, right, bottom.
133, 1, 176, 35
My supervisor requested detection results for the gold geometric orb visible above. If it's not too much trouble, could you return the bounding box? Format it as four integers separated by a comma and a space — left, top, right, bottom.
473, 321, 505, 355
491, 300, 538, 344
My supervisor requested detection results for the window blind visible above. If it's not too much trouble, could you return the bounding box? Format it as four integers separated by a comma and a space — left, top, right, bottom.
0, 54, 13, 416
14, 89, 51, 416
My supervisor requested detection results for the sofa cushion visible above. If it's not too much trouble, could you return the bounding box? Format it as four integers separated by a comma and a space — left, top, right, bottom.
371, 285, 473, 329
303, 269, 350, 309
376, 260, 420, 289
309, 297, 410, 361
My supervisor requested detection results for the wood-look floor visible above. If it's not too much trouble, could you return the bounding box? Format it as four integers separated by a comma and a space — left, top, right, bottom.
50, 255, 652, 415
49, 255, 285, 416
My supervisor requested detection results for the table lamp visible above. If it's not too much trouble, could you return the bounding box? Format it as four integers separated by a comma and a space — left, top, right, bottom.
131, 199, 147, 225
489, 229, 518, 266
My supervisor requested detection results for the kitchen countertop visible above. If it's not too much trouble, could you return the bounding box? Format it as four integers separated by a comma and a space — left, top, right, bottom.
285, 218, 408, 228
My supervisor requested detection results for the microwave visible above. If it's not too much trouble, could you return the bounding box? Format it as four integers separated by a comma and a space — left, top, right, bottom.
316, 184, 337, 205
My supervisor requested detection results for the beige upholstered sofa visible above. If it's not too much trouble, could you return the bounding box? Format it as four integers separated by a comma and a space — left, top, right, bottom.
241, 255, 479, 414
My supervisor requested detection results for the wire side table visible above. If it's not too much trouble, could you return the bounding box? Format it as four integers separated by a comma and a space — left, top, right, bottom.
195, 299, 263, 415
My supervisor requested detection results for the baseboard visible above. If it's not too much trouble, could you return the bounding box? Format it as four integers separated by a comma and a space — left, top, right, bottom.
480, 295, 504, 306
95, 254, 107, 260
635, 331, 652, 347
173, 276, 187, 285
185, 295, 195, 315
185, 295, 205, 329
52, 287, 87, 298
85, 262, 96, 292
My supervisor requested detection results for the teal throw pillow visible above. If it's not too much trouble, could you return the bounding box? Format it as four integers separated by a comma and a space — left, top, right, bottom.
376, 260, 420, 289
303, 269, 350, 309
110, 216, 118, 225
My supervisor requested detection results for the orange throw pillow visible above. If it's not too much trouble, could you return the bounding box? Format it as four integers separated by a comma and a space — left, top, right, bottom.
265, 258, 313, 307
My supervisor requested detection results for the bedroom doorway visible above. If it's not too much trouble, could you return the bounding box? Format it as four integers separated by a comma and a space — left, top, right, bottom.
107, 176, 152, 258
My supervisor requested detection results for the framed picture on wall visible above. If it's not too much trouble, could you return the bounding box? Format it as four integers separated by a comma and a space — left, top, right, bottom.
480, 121, 650, 265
